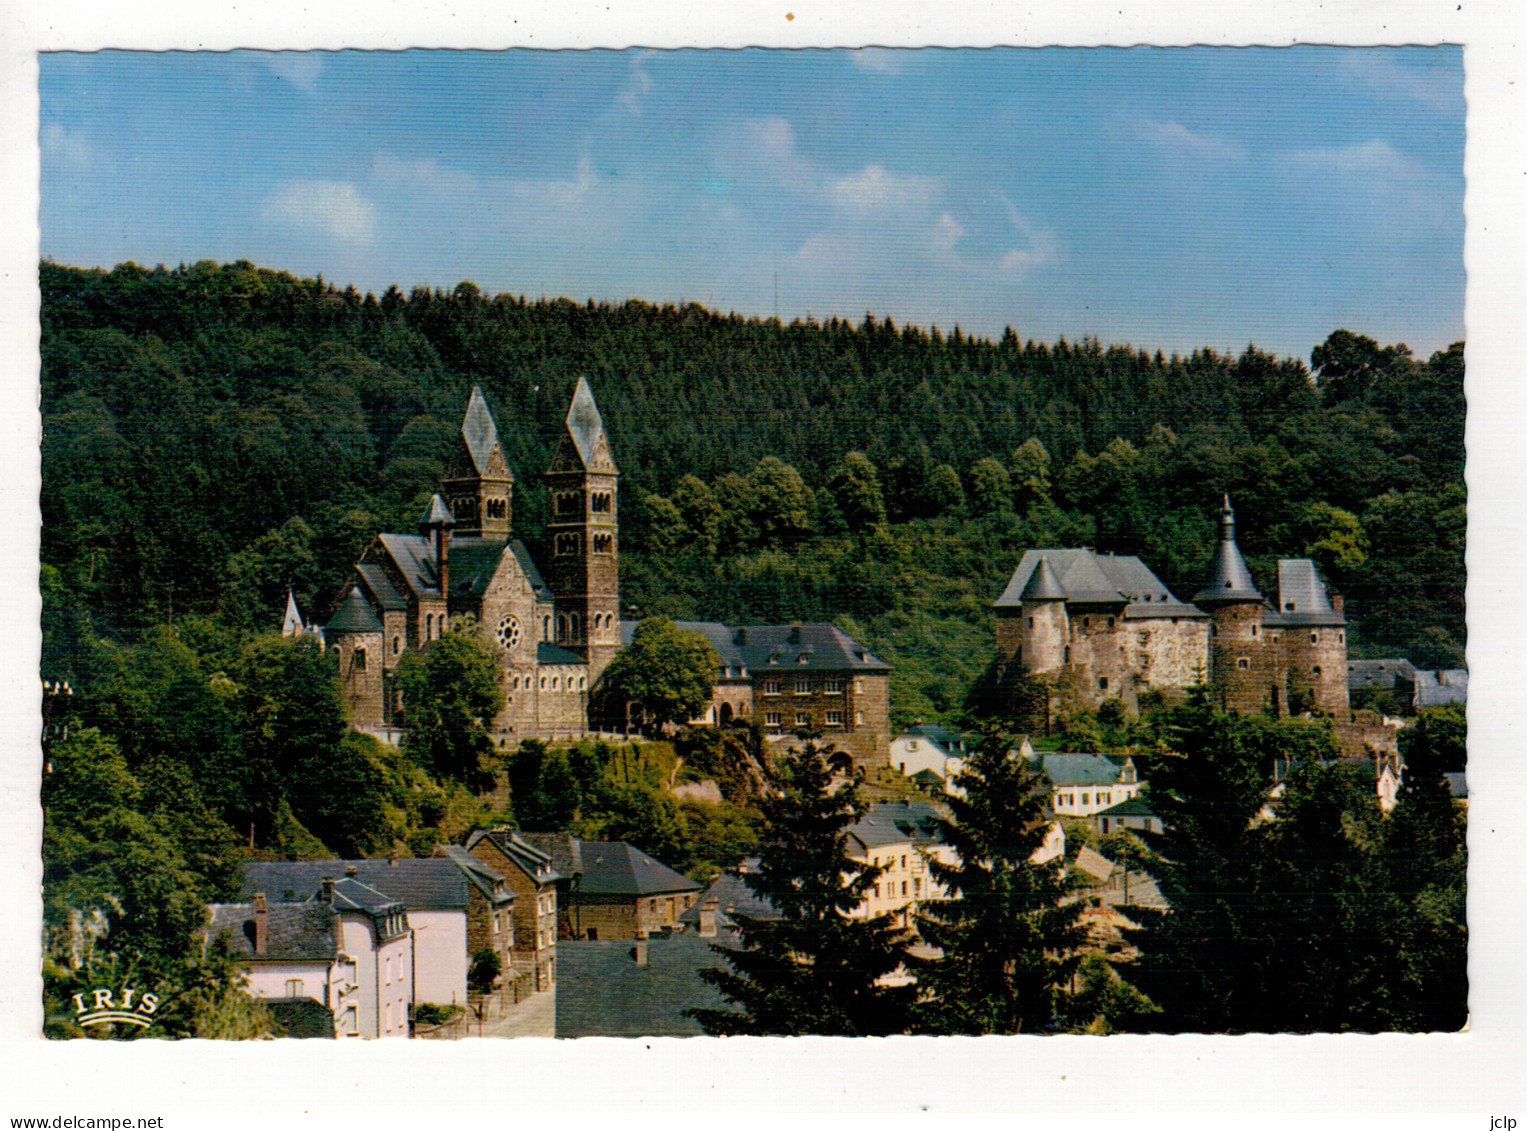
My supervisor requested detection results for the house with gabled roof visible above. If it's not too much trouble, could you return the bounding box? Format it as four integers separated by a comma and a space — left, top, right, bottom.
620, 618, 892, 768
1035, 751, 1144, 818
463, 827, 562, 990
240, 853, 515, 1007
518, 831, 701, 941
207, 876, 413, 1039
325, 380, 620, 739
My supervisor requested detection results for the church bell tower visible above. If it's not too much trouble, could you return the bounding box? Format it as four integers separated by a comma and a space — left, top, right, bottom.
543, 377, 621, 684
441, 386, 514, 540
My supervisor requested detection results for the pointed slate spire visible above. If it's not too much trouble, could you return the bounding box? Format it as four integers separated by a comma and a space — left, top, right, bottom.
1020, 557, 1067, 602
563, 376, 617, 472
419, 493, 456, 530
325, 590, 383, 635
1193, 495, 1262, 604
460, 386, 502, 477
281, 589, 305, 637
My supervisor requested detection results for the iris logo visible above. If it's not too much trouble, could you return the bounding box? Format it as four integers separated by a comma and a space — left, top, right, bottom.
71, 987, 159, 1029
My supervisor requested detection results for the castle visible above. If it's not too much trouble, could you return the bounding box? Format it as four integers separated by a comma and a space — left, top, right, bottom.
994, 497, 1351, 720
325, 378, 620, 736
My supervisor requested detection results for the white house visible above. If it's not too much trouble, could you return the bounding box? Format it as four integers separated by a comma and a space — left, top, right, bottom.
1034, 751, 1144, 817
207, 877, 413, 1039
241, 854, 516, 1008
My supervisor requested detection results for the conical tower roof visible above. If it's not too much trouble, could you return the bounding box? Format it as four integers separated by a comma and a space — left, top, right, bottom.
1020, 557, 1067, 601
1193, 495, 1262, 605
563, 376, 616, 472
459, 386, 503, 477
419, 493, 456, 528
282, 589, 304, 635
325, 590, 383, 635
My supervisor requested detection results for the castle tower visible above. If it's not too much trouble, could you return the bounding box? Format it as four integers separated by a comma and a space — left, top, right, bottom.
543, 377, 620, 684
1193, 496, 1272, 713
327, 589, 385, 727
441, 386, 514, 540
1019, 557, 1070, 675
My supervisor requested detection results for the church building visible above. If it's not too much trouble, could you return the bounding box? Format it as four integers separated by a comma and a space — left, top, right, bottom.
325, 379, 620, 737
994, 497, 1350, 720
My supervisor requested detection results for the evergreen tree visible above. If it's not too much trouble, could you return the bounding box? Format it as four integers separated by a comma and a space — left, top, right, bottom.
912, 735, 1087, 1034
691, 741, 914, 1035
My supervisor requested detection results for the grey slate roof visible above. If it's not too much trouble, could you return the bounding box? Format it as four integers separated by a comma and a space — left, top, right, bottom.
518, 833, 699, 897
537, 642, 586, 665
556, 930, 737, 1037
1039, 752, 1132, 787
373, 533, 550, 603
241, 858, 499, 910
1021, 557, 1067, 601
354, 564, 409, 611
679, 871, 783, 928
434, 845, 516, 906
1272, 559, 1344, 625
1414, 669, 1468, 708
1094, 795, 1158, 818
264, 997, 336, 1039
326, 877, 401, 913
995, 549, 1204, 618
460, 386, 505, 478
619, 620, 891, 674
207, 901, 336, 962
1193, 496, 1263, 604
1347, 658, 1418, 692
563, 376, 616, 473
464, 828, 562, 885
904, 722, 965, 750
847, 800, 945, 850
420, 493, 456, 527
325, 590, 383, 635
1444, 771, 1468, 800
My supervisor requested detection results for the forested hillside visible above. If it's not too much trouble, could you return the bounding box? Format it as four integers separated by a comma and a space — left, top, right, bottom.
41, 258, 1466, 726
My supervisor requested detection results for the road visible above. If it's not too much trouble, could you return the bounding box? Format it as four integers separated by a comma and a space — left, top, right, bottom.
470, 986, 556, 1039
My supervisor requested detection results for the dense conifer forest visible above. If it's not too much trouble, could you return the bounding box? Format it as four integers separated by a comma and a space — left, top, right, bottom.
41, 257, 1465, 724
36, 257, 1468, 1036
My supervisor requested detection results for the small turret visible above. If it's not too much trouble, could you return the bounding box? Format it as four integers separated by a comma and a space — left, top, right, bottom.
1019, 557, 1070, 675
419, 494, 456, 598
1193, 495, 1262, 605
1194, 496, 1268, 712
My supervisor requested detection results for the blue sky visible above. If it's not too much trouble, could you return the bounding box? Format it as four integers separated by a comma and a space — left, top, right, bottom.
39, 47, 1463, 363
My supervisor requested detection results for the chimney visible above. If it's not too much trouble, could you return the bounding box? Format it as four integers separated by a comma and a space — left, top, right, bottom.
346, 864, 358, 878
633, 931, 648, 967
436, 524, 450, 598
1330, 592, 1344, 616
252, 893, 268, 955
320, 877, 335, 904
699, 897, 719, 939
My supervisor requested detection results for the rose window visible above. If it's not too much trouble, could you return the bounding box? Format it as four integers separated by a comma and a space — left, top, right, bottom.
496, 615, 522, 649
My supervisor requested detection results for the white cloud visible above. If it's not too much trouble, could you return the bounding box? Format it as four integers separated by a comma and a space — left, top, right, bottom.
371, 153, 481, 198
261, 53, 325, 94
1135, 118, 1246, 162
1339, 52, 1461, 114
1276, 139, 1454, 235
1283, 137, 1421, 180
263, 180, 377, 245
615, 52, 654, 116
41, 122, 93, 170
849, 48, 909, 75
830, 164, 941, 214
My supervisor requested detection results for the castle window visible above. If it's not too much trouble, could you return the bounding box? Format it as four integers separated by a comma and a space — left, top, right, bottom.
1237, 658, 1249, 670
763, 680, 780, 696
1251, 625, 1258, 636
1028, 617, 1034, 627
1313, 665, 1322, 676
765, 712, 781, 728
1064, 646, 1071, 663
1310, 632, 1319, 643
1107, 617, 1115, 628
1098, 677, 1108, 690
1338, 631, 1344, 643
393, 636, 400, 655
795, 678, 810, 695
826, 709, 843, 727
823, 677, 842, 694
354, 647, 367, 672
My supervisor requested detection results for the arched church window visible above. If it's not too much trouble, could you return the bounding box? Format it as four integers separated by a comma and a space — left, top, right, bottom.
486, 498, 506, 519
570, 613, 581, 642
425, 614, 433, 640
393, 636, 400, 655
556, 533, 580, 556
558, 613, 568, 641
